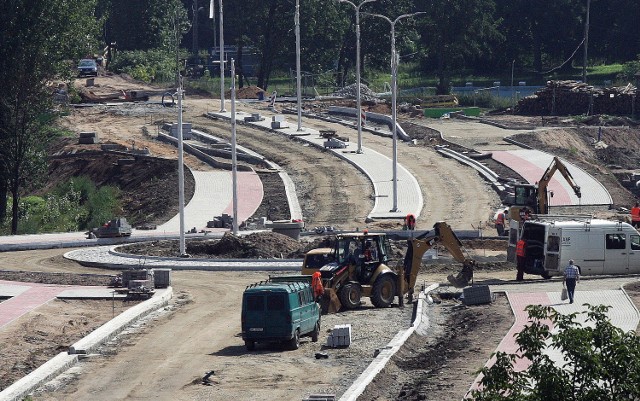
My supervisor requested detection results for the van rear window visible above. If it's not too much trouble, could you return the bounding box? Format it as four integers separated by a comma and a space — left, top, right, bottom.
267, 294, 285, 310
245, 295, 264, 311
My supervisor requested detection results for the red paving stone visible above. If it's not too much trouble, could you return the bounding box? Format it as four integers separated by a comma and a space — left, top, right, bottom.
0, 285, 65, 329
466, 292, 552, 396
223, 171, 264, 221
491, 151, 573, 205
0, 280, 103, 329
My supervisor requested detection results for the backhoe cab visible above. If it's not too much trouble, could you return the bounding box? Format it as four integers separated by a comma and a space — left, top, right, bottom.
303, 222, 476, 314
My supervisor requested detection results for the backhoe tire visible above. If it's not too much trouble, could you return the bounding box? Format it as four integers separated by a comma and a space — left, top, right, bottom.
289, 329, 300, 350
371, 274, 396, 308
339, 283, 362, 310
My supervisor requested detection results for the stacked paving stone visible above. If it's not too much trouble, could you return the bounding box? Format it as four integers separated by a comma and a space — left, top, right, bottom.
515, 80, 639, 116
326, 324, 352, 347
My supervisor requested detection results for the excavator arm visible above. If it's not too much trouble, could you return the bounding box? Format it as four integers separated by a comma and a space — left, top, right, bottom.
404, 222, 476, 293
537, 156, 582, 213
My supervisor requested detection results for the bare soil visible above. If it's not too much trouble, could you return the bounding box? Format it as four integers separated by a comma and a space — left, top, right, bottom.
0, 298, 140, 391
3, 74, 640, 399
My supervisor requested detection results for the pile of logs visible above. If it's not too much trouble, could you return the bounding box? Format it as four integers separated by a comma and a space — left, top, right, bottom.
515, 80, 639, 116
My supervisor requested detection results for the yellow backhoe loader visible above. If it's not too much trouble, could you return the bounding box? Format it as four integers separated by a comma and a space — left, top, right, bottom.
302, 222, 477, 313
507, 156, 582, 222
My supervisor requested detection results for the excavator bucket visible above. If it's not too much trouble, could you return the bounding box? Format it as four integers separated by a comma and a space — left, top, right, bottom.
447, 262, 475, 288
320, 288, 342, 314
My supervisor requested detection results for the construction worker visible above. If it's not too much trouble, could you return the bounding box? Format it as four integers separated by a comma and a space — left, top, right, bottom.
495, 210, 505, 236
631, 201, 640, 229
311, 271, 324, 300
516, 238, 526, 281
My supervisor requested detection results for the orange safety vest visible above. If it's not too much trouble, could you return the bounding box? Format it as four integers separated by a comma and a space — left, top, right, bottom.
516, 240, 526, 257
311, 272, 324, 298
632, 207, 640, 222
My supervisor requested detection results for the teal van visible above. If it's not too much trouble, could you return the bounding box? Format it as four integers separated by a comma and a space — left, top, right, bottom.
241, 280, 321, 351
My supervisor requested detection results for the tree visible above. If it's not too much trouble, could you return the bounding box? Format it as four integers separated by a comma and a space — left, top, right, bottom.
416, 0, 503, 94
0, 0, 101, 234
471, 304, 640, 400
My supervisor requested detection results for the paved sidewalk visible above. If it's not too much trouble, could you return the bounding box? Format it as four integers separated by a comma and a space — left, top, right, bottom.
492, 149, 612, 206
156, 170, 263, 233
467, 287, 639, 394
0, 280, 119, 330
209, 110, 424, 219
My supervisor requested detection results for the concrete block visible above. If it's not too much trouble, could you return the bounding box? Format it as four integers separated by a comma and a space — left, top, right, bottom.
153, 269, 171, 288
272, 115, 285, 122
170, 123, 192, 140
271, 121, 289, 129
327, 324, 351, 347
462, 285, 493, 305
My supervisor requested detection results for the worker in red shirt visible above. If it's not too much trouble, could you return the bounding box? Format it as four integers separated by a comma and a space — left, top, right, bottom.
631, 202, 640, 229
495, 210, 506, 236
516, 239, 526, 281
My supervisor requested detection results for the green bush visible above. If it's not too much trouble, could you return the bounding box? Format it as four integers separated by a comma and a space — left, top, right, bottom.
619, 56, 640, 82
1, 177, 122, 234
457, 92, 511, 109
109, 49, 180, 83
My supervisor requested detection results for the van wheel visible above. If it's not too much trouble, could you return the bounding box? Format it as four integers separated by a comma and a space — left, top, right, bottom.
541, 272, 551, 279
289, 329, 300, 350
312, 321, 320, 342
245, 340, 255, 351
339, 284, 361, 309
371, 274, 396, 308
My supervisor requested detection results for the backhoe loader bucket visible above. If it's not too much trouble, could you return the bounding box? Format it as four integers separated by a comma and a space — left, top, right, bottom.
320, 288, 342, 314
447, 262, 475, 288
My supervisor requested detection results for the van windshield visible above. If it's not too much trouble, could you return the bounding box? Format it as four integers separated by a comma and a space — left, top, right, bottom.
245, 295, 264, 311
267, 294, 285, 310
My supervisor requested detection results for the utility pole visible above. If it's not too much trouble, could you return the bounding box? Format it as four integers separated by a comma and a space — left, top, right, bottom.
582, 0, 591, 83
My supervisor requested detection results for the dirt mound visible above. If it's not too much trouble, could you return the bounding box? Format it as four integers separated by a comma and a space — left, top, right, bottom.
232, 85, 266, 100
120, 232, 312, 259
189, 232, 302, 258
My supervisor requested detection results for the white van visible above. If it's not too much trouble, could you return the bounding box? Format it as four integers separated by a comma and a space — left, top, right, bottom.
507, 218, 640, 277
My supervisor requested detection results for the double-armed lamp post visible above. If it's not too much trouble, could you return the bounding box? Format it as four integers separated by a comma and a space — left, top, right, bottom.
365, 11, 424, 212
337, 0, 377, 153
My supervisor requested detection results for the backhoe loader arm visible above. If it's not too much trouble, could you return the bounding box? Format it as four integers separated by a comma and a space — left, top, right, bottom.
404, 222, 476, 292
537, 157, 582, 213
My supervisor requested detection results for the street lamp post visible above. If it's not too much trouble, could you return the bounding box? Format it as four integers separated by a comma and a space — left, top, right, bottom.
366, 12, 425, 212
338, 0, 377, 154
177, 75, 186, 256
218, 0, 226, 111
295, 0, 303, 131
511, 59, 515, 111
230, 59, 239, 234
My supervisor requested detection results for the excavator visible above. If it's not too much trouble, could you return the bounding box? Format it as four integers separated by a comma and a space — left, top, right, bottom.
301, 222, 477, 314
507, 156, 582, 222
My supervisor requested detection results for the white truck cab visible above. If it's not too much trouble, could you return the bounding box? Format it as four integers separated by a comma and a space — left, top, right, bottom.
508, 217, 640, 277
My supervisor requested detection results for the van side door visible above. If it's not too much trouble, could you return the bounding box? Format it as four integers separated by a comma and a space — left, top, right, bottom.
604, 233, 629, 274
629, 234, 640, 273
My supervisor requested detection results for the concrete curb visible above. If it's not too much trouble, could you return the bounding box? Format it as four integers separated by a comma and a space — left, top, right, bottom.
0, 353, 79, 401
327, 106, 412, 141
436, 146, 506, 194
338, 283, 437, 401
69, 287, 173, 354
108, 246, 302, 264
0, 288, 172, 401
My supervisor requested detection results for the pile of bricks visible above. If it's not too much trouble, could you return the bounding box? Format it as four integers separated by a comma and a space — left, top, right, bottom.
326, 324, 352, 347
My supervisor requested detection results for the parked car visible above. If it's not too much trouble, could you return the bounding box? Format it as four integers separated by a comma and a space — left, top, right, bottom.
241, 278, 321, 351
77, 59, 98, 77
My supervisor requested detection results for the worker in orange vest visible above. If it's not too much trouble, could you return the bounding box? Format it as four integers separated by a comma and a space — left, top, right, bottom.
516, 239, 526, 281
631, 202, 640, 229
311, 271, 324, 300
